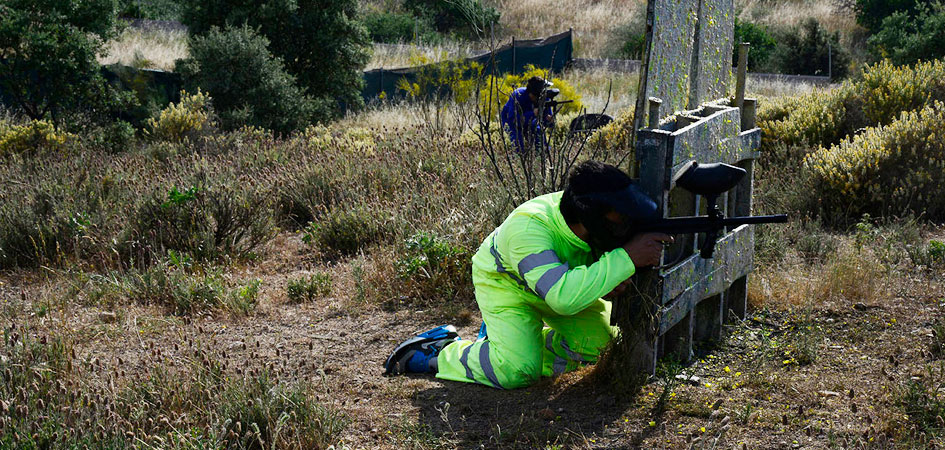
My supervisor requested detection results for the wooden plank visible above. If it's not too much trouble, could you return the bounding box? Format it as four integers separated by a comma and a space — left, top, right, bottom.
670, 107, 740, 168
659, 295, 692, 335
660, 225, 755, 305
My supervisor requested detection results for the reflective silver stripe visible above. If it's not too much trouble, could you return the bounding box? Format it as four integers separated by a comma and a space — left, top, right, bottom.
545, 330, 556, 352
553, 356, 568, 374
460, 344, 475, 381
545, 330, 567, 373
535, 264, 569, 299
479, 342, 504, 389
560, 337, 586, 363
491, 239, 528, 288
517, 250, 560, 277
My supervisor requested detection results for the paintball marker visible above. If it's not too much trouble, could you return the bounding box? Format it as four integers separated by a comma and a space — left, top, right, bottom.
629, 161, 787, 259
538, 88, 573, 110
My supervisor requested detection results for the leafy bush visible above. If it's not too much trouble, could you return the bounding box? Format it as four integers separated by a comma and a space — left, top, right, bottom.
612, 14, 646, 59
404, 0, 500, 38
176, 26, 318, 134
178, 0, 370, 119
363, 11, 436, 43
118, 0, 181, 20
804, 101, 945, 220
145, 89, 216, 142
769, 18, 849, 79
856, 0, 918, 32
396, 232, 471, 302
0, 120, 72, 157
301, 208, 390, 258
733, 18, 777, 71
286, 272, 333, 303
123, 183, 275, 264
479, 65, 584, 119
0, 0, 124, 120
759, 59, 945, 151
868, 1, 945, 66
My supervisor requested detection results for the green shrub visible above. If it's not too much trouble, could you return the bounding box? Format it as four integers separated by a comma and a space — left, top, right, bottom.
226, 278, 260, 315
769, 18, 849, 80
363, 11, 436, 43
613, 14, 646, 60
301, 208, 390, 258
733, 18, 777, 71
404, 0, 499, 38
286, 272, 333, 303
118, 0, 180, 20
0, 0, 125, 120
179, 0, 370, 119
123, 183, 275, 264
856, 0, 918, 32
804, 101, 945, 220
176, 26, 318, 134
146, 89, 216, 142
396, 232, 471, 303
868, 1, 945, 66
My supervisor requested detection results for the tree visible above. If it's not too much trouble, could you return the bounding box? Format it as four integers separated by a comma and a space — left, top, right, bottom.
179, 0, 370, 121
868, 2, 945, 66
770, 18, 850, 80
733, 19, 777, 72
0, 0, 121, 120
855, 0, 918, 32
175, 26, 320, 134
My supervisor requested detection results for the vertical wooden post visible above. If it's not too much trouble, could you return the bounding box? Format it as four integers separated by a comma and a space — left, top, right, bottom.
735, 43, 749, 109
741, 98, 757, 132
648, 97, 662, 129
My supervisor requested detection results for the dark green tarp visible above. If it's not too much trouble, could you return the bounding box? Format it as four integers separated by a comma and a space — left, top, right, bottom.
361, 30, 573, 101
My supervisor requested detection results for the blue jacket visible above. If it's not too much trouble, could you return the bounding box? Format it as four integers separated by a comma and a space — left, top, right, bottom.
500, 88, 552, 150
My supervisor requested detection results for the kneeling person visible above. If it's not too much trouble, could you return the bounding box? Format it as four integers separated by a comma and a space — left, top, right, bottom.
384, 161, 672, 388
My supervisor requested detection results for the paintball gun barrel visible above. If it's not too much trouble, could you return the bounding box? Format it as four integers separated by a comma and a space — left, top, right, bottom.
630, 161, 787, 259
539, 88, 573, 110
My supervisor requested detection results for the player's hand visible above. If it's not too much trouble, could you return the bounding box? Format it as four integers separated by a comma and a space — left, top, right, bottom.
622, 233, 674, 267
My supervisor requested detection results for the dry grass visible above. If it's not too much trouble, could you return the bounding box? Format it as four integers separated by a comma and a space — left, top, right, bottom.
367, 41, 484, 70
736, 0, 859, 34
491, 0, 647, 58
746, 75, 834, 99
560, 66, 639, 117
99, 27, 188, 71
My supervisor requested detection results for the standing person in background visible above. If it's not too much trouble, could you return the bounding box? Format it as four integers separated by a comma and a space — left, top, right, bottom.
500, 76, 555, 153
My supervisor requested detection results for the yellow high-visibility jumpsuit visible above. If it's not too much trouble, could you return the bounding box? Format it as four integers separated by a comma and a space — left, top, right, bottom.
435, 191, 636, 389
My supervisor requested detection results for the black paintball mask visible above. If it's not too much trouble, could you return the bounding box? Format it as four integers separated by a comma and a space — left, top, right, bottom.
576, 183, 659, 253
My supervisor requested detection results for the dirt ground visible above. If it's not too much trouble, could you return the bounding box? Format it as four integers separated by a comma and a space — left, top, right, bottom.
3, 231, 945, 449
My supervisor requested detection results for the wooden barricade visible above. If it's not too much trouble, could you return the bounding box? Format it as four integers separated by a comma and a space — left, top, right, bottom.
625, 96, 761, 373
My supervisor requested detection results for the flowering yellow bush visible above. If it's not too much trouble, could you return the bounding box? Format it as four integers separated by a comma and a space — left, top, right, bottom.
0, 120, 72, 157
759, 59, 945, 152
395, 55, 482, 104
804, 100, 945, 219
584, 109, 635, 153
478, 65, 583, 119
146, 89, 216, 142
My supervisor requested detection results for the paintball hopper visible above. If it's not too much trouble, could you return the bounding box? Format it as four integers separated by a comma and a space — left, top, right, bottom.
673, 161, 745, 197
541, 87, 561, 101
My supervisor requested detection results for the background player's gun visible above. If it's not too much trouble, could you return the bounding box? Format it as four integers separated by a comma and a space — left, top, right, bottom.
538, 88, 573, 110
628, 161, 787, 259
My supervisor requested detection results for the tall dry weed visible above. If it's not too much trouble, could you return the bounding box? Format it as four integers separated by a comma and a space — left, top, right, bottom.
99, 27, 188, 71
